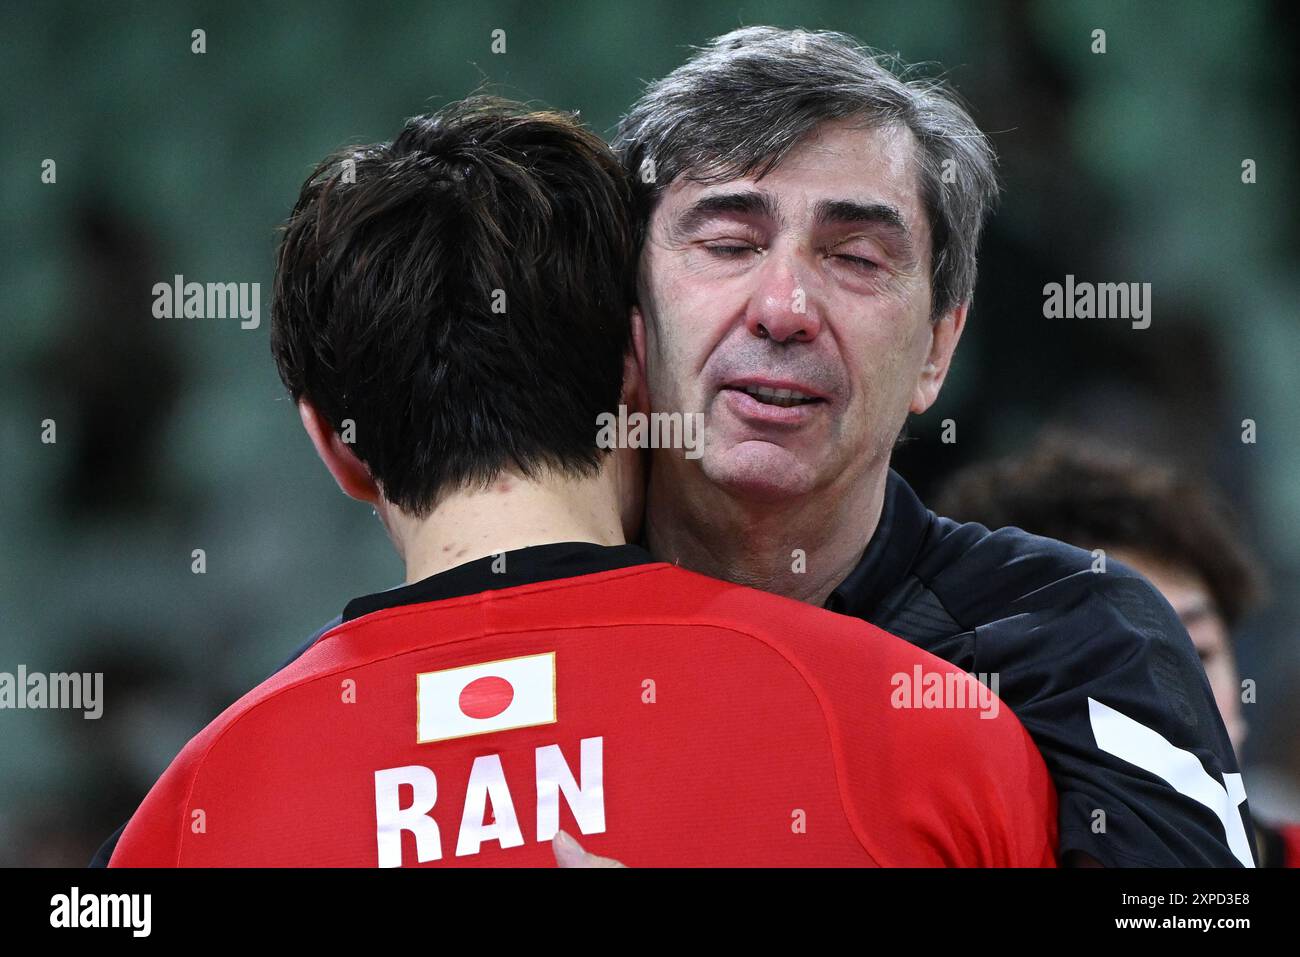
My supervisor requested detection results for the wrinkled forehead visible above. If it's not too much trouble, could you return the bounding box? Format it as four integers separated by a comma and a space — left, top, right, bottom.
648, 119, 930, 246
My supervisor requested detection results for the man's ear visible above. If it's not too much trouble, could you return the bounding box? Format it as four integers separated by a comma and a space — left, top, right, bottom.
910, 300, 969, 415
297, 400, 381, 504
622, 307, 649, 415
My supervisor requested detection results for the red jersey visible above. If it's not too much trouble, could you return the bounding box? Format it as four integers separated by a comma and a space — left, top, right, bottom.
110, 549, 1057, 867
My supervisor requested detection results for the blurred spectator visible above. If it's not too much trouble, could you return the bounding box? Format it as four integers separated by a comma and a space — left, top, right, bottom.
33, 201, 183, 518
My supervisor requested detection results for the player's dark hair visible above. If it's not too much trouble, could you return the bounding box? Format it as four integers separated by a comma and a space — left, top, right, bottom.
934, 433, 1267, 629
612, 26, 998, 321
270, 97, 638, 515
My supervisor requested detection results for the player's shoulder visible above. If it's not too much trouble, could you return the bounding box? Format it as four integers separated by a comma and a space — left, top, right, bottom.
161, 624, 350, 784
649, 565, 1056, 861
582, 564, 1064, 864
107, 634, 330, 868
650, 563, 1037, 736
653, 562, 961, 664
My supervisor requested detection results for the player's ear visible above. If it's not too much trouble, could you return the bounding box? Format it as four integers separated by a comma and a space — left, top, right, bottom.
297, 399, 381, 504
910, 299, 969, 415
622, 307, 649, 416
610, 307, 649, 542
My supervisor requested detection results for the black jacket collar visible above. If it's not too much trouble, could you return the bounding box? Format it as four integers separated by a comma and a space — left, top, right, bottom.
826, 469, 932, 619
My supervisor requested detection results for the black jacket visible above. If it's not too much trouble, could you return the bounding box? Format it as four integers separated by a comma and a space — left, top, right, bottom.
826, 469, 1254, 866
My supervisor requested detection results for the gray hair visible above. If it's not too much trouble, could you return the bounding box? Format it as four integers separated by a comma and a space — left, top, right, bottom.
612, 26, 999, 319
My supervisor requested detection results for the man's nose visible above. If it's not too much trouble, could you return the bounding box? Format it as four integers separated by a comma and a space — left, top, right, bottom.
744, 253, 823, 344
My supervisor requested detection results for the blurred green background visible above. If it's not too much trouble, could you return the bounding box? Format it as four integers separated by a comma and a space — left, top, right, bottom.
1, 0, 1296, 865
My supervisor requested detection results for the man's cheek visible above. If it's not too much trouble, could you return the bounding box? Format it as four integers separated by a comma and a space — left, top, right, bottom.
649, 354, 702, 416
642, 364, 674, 414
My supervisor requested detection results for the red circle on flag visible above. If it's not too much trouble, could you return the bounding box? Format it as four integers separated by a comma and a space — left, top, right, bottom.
459, 676, 514, 719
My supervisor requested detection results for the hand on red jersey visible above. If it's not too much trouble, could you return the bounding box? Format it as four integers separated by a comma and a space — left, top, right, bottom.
552, 830, 627, 868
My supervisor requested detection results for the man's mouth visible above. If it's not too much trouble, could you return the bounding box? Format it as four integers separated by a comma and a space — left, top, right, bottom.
725, 384, 825, 408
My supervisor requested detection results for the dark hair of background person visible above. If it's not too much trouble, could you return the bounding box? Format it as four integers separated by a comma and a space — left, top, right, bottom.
933, 432, 1268, 630
270, 96, 639, 516
611, 25, 999, 321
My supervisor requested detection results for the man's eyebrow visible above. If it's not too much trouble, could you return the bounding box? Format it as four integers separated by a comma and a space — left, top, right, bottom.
673, 191, 781, 236
814, 199, 915, 252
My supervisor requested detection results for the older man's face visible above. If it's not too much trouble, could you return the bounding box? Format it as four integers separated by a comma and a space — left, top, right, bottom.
637, 119, 952, 501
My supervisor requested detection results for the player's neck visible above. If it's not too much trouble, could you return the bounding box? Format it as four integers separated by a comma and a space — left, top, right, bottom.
644, 458, 887, 607
384, 466, 627, 585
